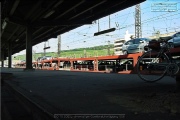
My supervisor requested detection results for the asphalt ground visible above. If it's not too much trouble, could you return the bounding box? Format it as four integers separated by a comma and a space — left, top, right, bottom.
1, 85, 33, 120
1, 68, 180, 120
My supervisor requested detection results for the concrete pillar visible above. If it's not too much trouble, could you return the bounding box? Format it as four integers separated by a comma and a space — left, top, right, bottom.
8, 43, 12, 68
2, 61, 4, 67
25, 26, 33, 70
1, 51, 4, 67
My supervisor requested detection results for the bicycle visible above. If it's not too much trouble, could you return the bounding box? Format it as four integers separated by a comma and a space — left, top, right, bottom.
136, 36, 180, 82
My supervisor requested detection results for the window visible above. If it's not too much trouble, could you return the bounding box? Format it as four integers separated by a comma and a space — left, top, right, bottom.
115, 49, 121, 51
125, 40, 133, 45
114, 45, 122, 47
134, 39, 142, 44
115, 41, 124, 43
175, 32, 180, 37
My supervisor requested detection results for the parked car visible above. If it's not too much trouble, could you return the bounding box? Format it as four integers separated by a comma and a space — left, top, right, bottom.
116, 59, 134, 71
168, 32, 180, 48
63, 61, 71, 68
37, 56, 52, 62
42, 56, 52, 60
20, 60, 26, 63
121, 59, 133, 70
37, 57, 43, 62
122, 38, 151, 54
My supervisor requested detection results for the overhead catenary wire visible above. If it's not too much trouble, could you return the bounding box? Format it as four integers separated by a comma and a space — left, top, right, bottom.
63, 11, 179, 42
22, 1, 179, 55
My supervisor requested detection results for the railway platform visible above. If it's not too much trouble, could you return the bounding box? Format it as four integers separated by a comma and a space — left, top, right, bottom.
1, 67, 180, 120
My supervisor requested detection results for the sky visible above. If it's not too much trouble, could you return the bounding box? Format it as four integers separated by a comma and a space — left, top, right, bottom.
13, 0, 180, 56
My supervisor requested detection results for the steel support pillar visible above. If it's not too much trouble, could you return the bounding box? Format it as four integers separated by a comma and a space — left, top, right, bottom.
25, 26, 33, 70
94, 58, 98, 71
8, 43, 12, 68
1, 51, 4, 67
70, 61, 74, 70
176, 72, 180, 92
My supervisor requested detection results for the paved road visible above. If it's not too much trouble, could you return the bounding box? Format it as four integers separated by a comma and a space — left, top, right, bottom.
1, 68, 180, 120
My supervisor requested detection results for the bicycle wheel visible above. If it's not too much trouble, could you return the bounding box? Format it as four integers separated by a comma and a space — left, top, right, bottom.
137, 50, 169, 82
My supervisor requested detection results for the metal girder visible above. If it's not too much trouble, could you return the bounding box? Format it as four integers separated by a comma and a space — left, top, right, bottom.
7, 26, 20, 42
30, 1, 57, 22
10, 28, 26, 48
24, 0, 43, 20
32, 20, 92, 27
69, 0, 107, 20
9, 0, 20, 16
83, 0, 143, 22
32, 27, 44, 35
30, 0, 64, 39
1, 28, 19, 47
33, 28, 55, 40
38, 1, 64, 20
55, 0, 85, 20
38, 26, 77, 43
7, 17, 27, 26
53, 0, 64, 8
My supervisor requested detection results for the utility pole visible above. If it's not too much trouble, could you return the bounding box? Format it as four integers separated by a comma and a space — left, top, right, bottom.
83, 41, 86, 57
57, 35, 61, 57
135, 4, 142, 38
107, 40, 110, 55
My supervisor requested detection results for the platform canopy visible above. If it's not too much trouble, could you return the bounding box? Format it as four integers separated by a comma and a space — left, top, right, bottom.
1, 0, 145, 59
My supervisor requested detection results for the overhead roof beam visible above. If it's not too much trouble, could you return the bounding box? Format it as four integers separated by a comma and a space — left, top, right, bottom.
31, 1, 64, 36
7, 17, 27, 26
32, 20, 91, 27
33, 27, 67, 42
42, 1, 64, 19
53, 0, 64, 8
2, 26, 23, 48
9, 0, 20, 16
55, 0, 85, 20
12, 29, 27, 48
33, 28, 55, 40
69, 0, 107, 20
39, 0, 64, 19
24, 0, 43, 20
32, 27, 44, 35
31, 1, 57, 22
7, 26, 20, 41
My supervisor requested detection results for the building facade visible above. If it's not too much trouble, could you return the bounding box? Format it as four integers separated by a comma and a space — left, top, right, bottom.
114, 38, 126, 55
